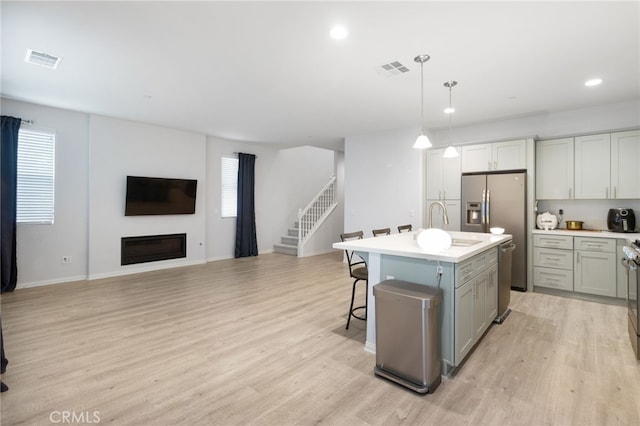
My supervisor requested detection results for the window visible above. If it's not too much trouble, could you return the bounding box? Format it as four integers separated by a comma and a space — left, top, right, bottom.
221, 156, 238, 218
17, 128, 55, 224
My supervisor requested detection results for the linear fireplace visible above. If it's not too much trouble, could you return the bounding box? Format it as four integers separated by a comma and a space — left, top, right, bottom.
121, 233, 187, 265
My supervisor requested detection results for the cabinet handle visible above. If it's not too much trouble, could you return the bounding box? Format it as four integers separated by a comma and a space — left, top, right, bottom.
488, 161, 492, 171
568, 188, 572, 199
493, 160, 497, 170
576, 252, 580, 263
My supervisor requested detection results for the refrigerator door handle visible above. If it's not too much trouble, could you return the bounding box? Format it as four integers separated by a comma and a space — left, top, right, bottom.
486, 189, 491, 229
481, 189, 487, 227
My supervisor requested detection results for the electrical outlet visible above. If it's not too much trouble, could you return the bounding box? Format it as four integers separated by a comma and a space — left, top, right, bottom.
437, 265, 443, 274
385, 275, 394, 280
62, 256, 72, 264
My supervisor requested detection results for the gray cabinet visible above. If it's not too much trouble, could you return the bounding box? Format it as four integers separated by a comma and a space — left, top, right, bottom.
574, 237, 617, 297
453, 249, 498, 364
535, 138, 574, 200
533, 234, 574, 291
574, 133, 611, 199
461, 140, 526, 173
611, 130, 640, 199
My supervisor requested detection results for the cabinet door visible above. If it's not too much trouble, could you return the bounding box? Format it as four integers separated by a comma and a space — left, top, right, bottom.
574, 250, 616, 297
473, 273, 487, 340
425, 148, 445, 200
493, 140, 526, 171
611, 130, 640, 199
574, 133, 611, 199
536, 138, 574, 199
442, 154, 461, 200
455, 280, 475, 363
461, 144, 492, 172
485, 265, 498, 324
426, 149, 461, 200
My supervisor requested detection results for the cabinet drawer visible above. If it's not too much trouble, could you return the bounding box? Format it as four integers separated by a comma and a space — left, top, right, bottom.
574, 237, 615, 253
533, 247, 573, 270
456, 251, 490, 287
534, 267, 573, 291
533, 234, 573, 249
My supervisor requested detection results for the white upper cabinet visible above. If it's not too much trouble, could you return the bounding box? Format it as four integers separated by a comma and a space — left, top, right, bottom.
574, 133, 611, 199
611, 130, 640, 199
425, 148, 461, 200
536, 138, 574, 200
461, 140, 526, 172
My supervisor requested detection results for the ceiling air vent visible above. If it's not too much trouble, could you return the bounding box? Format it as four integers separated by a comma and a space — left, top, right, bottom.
24, 49, 63, 70
378, 61, 410, 77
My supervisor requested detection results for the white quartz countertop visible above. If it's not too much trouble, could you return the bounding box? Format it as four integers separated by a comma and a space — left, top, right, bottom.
332, 230, 512, 263
532, 229, 640, 242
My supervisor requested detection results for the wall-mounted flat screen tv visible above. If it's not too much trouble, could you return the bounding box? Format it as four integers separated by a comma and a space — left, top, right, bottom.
125, 176, 197, 216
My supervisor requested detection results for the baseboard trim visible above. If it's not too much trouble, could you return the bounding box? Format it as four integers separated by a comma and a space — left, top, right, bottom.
16, 275, 87, 290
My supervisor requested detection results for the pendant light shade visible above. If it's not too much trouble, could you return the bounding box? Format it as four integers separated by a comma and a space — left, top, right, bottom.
413, 133, 431, 149
443, 80, 459, 158
413, 54, 432, 149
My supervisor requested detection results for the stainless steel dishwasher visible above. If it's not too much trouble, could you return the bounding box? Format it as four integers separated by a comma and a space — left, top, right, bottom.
373, 280, 442, 394
494, 240, 516, 324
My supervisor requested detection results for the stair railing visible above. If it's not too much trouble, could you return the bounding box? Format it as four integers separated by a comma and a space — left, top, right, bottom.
297, 175, 337, 256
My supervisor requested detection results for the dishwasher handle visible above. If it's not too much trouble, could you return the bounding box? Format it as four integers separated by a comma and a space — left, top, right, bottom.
500, 243, 516, 253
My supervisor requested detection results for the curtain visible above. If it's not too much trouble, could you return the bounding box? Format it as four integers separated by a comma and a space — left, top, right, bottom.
234, 153, 258, 258
1, 116, 21, 293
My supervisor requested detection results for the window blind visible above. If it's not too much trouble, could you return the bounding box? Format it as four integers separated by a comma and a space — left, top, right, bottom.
17, 128, 56, 224
221, 156, 238, 218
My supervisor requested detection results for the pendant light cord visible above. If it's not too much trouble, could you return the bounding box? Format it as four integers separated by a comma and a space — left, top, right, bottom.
420, 61, 424, 130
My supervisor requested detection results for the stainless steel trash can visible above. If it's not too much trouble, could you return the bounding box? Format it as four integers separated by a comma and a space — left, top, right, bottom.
373, 280, 442, 394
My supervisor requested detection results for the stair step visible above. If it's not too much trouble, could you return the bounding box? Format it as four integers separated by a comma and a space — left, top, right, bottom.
273, 243, 298, 256
281, 235, 298, 246
287, 228, 299, 237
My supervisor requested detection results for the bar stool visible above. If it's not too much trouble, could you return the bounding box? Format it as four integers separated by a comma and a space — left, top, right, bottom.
372, 228, 391, 237
397, 224, 413, 233
340, 231, 369, 330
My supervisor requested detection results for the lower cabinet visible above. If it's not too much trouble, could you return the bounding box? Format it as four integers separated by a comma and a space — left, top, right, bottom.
574, 242, 617, 297
534, 234, 620, 298
454, 260, 498, 364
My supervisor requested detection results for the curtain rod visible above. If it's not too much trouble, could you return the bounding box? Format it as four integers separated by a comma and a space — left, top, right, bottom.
21, 119, 34, 125
232, 152, 257, 158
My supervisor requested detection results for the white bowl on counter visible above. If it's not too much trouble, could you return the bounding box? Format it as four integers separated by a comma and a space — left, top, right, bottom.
490, 227, 505, 235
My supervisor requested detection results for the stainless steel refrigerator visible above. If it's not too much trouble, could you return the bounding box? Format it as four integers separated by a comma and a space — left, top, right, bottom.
461, 170, 527, 291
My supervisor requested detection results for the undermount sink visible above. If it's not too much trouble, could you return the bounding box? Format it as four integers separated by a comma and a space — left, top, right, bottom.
451, 238, 482, 247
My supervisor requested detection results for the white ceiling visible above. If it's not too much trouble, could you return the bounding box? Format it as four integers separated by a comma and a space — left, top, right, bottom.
2, 1, 639, 150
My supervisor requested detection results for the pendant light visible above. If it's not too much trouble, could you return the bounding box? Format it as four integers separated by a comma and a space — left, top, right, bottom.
442, 81, 459, 158
413, 54, 432, 149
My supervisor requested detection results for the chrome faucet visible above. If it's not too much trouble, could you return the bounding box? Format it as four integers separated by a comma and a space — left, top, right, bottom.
428, 201, 450, 228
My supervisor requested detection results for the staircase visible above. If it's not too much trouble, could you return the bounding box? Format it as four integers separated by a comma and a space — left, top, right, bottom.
274, 176, 337, 257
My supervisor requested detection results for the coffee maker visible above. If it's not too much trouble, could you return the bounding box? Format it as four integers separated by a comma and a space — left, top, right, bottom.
607, 208, 636, 233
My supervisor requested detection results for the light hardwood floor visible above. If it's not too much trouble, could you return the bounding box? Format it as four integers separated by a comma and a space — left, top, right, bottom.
1, 252, 639, 425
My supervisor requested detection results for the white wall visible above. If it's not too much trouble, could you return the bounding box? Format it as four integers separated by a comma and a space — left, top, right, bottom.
205, 136, 279, 260
538, 199, 640, 231
87, 116, 207, 278
2, 98, 90, 287
3, 98, 338, 287
344, 126, 423, 237
205, 141, 337, 260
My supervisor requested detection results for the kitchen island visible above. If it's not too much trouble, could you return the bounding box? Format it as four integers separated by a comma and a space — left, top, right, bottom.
333, 230, 511, 376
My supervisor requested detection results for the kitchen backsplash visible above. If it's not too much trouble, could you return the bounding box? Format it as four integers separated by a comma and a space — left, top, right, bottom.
537, 199, 640, 231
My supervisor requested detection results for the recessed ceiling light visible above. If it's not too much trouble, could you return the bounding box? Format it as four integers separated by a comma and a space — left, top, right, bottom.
585, 78, 602, 87
330, 26, 348, 40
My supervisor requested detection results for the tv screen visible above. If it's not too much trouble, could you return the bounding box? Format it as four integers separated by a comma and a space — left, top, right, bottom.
125, 176, 197, 216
